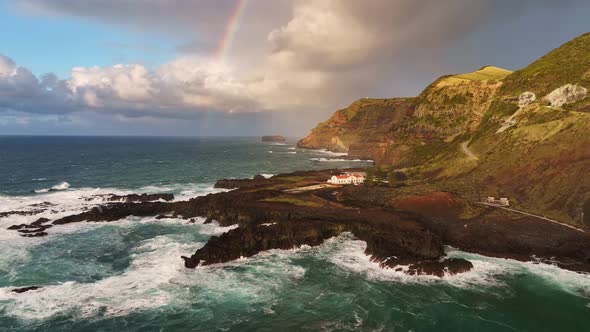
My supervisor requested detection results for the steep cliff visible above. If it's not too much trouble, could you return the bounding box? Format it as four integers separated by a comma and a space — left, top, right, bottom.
298, 66, 511, 165
297, 98, 415, 160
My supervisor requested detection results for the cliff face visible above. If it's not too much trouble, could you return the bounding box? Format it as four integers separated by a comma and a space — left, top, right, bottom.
298, 66, 510, 165
297, 98, 415, 160
298, 32, 590, 227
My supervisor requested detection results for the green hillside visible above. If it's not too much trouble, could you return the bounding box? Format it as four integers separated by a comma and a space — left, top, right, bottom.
298, 32, 590, 227
499, 32, 590, 97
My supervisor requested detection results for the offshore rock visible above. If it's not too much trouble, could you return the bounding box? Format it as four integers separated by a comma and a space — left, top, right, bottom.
262, 135, 286, 142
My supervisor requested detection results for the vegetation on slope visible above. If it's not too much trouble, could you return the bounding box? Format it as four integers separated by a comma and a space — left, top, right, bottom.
499, 32, 590, 97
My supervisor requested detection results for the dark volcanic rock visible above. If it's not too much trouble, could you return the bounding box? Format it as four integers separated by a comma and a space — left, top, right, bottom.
0, 209, 47, 219
7, 224, 26, 230
87, 193, 174, 203
11, 169, 590, 275
52, 202, 172, 225
214, 175, 271, 189
31, 217, 51, 226
8, 218, 51, 231
182, 221, 344, 268
18, 225, 53, 234
406, 258, 474, 277
12, 286, 41, 294
261, 135, 286, 142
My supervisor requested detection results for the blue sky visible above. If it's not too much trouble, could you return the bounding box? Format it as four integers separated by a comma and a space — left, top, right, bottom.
0, 0, 589, 137
0, 1, 179, 77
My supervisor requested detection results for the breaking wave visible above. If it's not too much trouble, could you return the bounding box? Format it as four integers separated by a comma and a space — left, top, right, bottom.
313, 149, 348, 157
318, 233, 590, 295
34, 181, 71, 193
310, 158, 372, 163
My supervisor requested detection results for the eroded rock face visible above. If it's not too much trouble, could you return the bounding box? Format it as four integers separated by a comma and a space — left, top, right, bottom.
518, 91, 537, 107
545, 84, 587, 107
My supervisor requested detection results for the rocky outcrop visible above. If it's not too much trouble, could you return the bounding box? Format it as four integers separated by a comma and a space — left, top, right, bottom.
545, 84, 587, 107
518, 91, 537, 107
214, 175, 272, 189
12, 286, 41, 294
87, 193, 175, 203
262, 135, 286, 142
405, 259, 474, 277
0, 203, 54, 218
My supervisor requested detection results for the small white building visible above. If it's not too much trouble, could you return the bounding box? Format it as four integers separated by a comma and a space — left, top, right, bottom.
486, 197, 510, 206
327, 174, 365, 185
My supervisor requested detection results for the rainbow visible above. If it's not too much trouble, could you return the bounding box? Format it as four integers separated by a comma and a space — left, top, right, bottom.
215, 0, 248, 60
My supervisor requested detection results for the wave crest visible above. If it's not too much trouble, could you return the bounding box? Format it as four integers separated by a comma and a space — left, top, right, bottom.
34, 182, 71, 193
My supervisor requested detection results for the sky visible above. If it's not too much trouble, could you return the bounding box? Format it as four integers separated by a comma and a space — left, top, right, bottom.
1, 0, 590, 137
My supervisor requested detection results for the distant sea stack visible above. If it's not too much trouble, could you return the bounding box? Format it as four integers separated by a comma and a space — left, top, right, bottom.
261, 135, 286, 142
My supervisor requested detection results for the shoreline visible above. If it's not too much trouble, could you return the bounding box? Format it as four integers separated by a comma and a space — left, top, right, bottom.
5, 168, 590, 280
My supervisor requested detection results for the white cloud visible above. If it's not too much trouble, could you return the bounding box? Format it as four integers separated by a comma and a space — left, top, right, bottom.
0, 54, 17, 76
2, 0, 584, 124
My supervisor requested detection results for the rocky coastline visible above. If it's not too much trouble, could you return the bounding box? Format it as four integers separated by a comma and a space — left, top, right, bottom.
7, 169, 590, 279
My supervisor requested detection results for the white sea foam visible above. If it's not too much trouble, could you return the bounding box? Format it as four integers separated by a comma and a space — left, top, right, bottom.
0, 229, 306, 321
51, 182, 71, 191
0, 235, 203, 319
288, 147, 296, 150
0, 183, 225, 244
320, 233, 590, 293
314, 149, 348, 157
195, 220, 239, 236
260, 174, 275, 179
310, 158, 372, 163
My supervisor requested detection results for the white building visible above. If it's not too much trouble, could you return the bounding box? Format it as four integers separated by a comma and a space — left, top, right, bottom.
486, 197, 510, 206
327, 174, 365, 185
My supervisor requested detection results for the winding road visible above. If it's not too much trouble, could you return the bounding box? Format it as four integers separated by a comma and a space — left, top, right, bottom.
478, 202, 586, 233
460, 141, 478, 160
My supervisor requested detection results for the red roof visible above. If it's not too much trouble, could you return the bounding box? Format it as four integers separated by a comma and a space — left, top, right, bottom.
335, 175, 352, 179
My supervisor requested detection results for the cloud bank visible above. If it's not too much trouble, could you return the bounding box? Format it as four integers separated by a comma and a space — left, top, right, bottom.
2, 0, 585, 128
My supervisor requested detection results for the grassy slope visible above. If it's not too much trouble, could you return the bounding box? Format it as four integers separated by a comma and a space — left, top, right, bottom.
436, 66, 512, 88
420, 33, 590, 227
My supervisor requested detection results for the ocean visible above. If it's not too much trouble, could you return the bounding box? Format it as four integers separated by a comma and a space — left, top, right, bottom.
0, 136, 589, 331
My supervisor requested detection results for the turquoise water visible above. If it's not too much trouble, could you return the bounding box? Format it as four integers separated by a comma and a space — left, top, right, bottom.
0, 136, 589, 331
